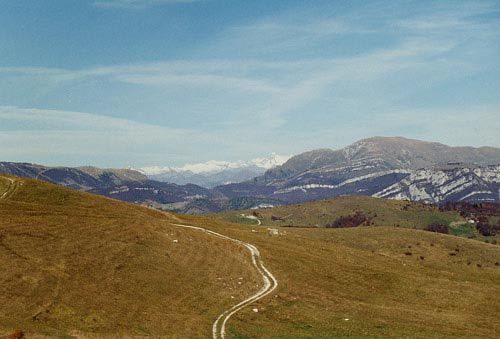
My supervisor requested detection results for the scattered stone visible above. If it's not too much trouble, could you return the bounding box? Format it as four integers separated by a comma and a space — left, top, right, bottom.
252, 308, 259, 313
267, 228, 279, 236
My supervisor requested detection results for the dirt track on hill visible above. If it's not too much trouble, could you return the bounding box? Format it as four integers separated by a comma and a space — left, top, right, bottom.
0, 176, 17, 199
172, 223, 278, 339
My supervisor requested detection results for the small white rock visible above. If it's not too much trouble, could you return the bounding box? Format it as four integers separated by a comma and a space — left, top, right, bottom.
173, 239, 178, 243
344, 318, 349, 321
252, 308, 259, 313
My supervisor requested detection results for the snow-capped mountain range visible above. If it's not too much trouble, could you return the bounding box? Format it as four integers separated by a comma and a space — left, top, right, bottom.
139, 153, 290, 188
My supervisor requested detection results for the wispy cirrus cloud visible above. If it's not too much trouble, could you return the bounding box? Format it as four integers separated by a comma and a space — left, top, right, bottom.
0, 29, 490, 134
93, 0, 203, 9
0, 106, 202, 165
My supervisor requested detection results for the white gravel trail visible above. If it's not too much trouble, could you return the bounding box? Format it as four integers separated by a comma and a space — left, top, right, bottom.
171, 223, 278, 339
0, 176, 15, 199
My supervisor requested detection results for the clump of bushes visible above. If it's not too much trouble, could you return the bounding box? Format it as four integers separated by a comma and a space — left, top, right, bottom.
476, 222, 500, 236
424, 223, 449, 234
327, 212, 371, 228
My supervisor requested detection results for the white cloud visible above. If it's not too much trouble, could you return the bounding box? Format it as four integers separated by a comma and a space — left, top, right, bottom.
0, 28, 487, 133
0, 106, 199, 165
115, 73, 283, 94
0, 61, 284, 94
0, 106, 184, 133
93, 0, 203, 9
379, 106, 500, 147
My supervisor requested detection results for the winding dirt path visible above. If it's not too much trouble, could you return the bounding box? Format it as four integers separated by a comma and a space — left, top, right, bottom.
171, 223, 278, 339
0, 176, 16, 199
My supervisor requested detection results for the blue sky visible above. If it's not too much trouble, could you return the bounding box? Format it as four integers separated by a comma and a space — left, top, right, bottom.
1, 0, 499, 167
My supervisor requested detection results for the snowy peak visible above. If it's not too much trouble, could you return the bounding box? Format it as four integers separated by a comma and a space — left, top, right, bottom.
249, 153, 291, 170
140, 153, 290, 175
139, 153, 291, 188
140, 160, 246, 176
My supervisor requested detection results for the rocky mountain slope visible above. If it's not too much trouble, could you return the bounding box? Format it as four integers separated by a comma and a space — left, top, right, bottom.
216, 137, 500, 205
373, 165, 500, 204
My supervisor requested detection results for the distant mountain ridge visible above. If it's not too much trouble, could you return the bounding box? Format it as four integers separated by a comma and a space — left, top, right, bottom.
0, 162, 147, 191
0, 161, 217, 206
139, 153, 290, 188
2, 137, 500, 213
263, 137, 500, 182
217, 137, 500, 205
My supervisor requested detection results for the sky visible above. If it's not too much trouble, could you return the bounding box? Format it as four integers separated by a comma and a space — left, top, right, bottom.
0, 0, 499, 167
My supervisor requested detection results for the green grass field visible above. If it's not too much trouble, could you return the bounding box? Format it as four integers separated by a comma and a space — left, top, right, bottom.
1, 176, 500, 338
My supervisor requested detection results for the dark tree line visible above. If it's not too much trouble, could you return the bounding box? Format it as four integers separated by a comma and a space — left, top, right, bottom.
424, 223, 449, 234
439, 201, 500, 236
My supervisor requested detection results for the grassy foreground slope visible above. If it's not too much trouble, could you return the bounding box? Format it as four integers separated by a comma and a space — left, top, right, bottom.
184, 216, 500, 338
214, 196, 461, 229
0, 175, 260, 338
2, 175, 500, 338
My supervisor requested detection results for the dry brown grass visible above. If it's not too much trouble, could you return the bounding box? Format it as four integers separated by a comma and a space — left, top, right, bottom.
2, 175, 500, 338
0, 176, 260, 338
180, 214, 500, 338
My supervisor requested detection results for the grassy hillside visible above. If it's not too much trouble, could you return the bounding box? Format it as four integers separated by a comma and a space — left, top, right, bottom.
184, 216, 500, 339
213, 195, 462, 229
0, 175, 260, 338
2, 176, 500, 338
